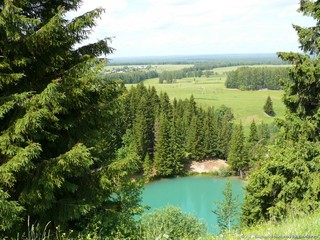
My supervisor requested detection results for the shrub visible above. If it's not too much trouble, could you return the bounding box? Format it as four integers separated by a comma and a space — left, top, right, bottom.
139, 206, 208, 239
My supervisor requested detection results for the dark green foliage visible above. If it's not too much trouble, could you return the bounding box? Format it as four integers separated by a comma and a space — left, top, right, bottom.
225, 67, 289, 90
216, 106, 234, 159
276, 1, 320, 141
263, 96, 275, 116
258, 121, 270, 145
276, 52, 320, 141
123, 84, 158, 163
154, 112, 175, 177
203, 107, 219, 158
183, 95, 197, 126
158, 92, 172, 117
0, 0, 142, 236
159, 70, 187, 83
154, 93, 184, 177
132, 96, 152, 163
139, 206, 208, 239
227, 123, 248, 176
103, 70, 158, 84
122, 84, 236, 178
248, 120, 259, 144
242, 0, 320, 227
169, 105, 187, 173
247, 120, 266, 164
213, 180, 240, 233
0, 189, 23, 232
116, 129, 141, 172
142, 154, 153, 178
185, 115, 205, 160
242, 141, 320, 226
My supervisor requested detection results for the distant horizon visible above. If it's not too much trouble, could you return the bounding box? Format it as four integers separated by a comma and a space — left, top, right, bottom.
109, 52, 279, 60
106, 52, 286, 65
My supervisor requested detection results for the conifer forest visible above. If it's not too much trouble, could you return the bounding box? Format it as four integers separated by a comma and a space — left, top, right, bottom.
1, 0, 320, 239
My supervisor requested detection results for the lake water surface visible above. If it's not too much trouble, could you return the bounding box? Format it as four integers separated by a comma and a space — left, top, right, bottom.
141, 176, 245, 234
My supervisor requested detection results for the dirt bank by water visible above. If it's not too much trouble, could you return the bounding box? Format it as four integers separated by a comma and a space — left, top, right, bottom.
186, 159, 228, 173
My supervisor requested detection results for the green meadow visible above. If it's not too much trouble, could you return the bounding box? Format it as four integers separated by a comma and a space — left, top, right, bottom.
127, 65, 286, 127
221, 210, 320, 240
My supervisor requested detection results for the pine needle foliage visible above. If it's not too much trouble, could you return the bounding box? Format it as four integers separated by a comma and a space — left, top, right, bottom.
242, 0, 320, 227
0, 0, 141, 237
227, 123, 248, 175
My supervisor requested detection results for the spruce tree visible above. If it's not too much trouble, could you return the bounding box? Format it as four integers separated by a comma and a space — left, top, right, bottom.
185, 107, 207, 161
277, 11, 320, 141
143, 154, 153, 178
227, 123, 248, 176
195, 108, 206, 160
154, 112, 173, 177
258, 121, 270, 145
203, 107, 218, 158
217, 110, 233, 159
263, 96, 275, 116
248, 120, 259, 144
242, 0, 320, 226
169, 101, 186, 174
185, 115, 201, 160
247, 120, 261, 164
132, 95, 152, 165
183, 95, 197, 126
0, 0, 141, 236
158, 92, 172, 117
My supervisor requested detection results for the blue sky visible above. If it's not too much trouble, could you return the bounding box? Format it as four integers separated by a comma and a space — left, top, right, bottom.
67, 0, 315, 58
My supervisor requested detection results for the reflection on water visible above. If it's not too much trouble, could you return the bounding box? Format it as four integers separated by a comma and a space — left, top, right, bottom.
141, 176, 245, 234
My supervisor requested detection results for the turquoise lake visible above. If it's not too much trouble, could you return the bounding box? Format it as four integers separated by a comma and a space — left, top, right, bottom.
141, 176, 245, 234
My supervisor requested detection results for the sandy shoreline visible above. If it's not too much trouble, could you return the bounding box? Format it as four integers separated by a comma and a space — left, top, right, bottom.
186, 159, 228, 173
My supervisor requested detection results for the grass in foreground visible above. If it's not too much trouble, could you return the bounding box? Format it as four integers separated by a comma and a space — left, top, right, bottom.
219, 210, 320, 240
14, 209, 320, 239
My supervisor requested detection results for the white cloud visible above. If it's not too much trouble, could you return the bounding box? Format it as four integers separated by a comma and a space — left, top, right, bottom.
68, 0, 128, 16
68, 0, 315, 57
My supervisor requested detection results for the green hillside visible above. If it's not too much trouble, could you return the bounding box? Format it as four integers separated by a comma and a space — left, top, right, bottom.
127, 65, 285, 127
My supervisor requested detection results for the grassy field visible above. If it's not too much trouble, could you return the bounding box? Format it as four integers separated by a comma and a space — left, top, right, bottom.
127, 65, 286, 128
219, 210, 320, 239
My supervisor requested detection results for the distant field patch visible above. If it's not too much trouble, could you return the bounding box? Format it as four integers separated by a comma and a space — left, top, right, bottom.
126, 65, 285, 127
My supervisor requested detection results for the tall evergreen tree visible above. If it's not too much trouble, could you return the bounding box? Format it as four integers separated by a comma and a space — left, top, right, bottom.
203, 107, 219, 158
242, 141, 320, 226
169, 100, 187, 174
258, 121, 270, 145
227, 123, 248, 176
278, 45, 320, 138
143, 154, 153, 178
247, 120, 262, 164
158, 92, 172, 117
132, 95, 154, 165
154, 112, 173, 177
0, 0, 141, 236
185, 108, 207, 161
242, 0, 320, 226
183, 95, 197, 126
248, 120, 259, 145
263, 96, 275, 116
185, 115, 202, 160
216, 109, 233, 159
